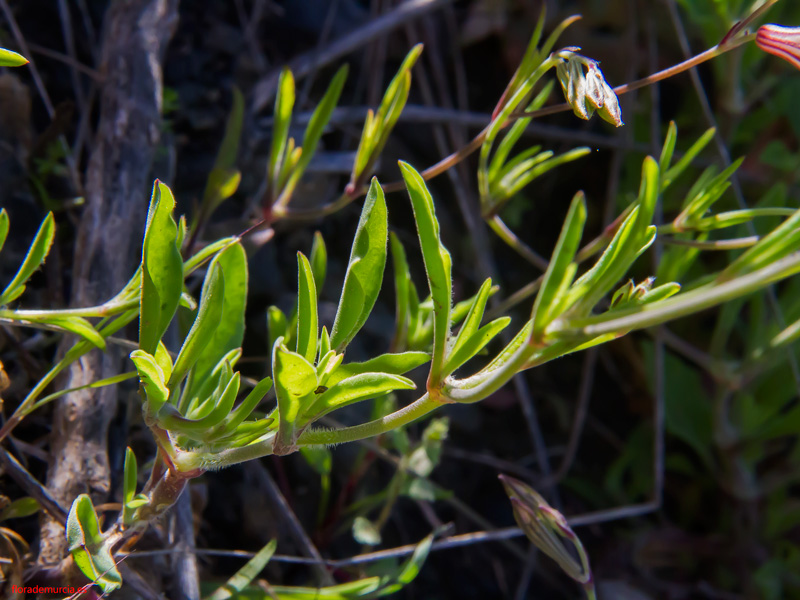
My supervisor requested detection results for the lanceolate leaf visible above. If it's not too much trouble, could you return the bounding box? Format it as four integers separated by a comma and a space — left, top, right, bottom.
296, 252, 319, 363
662, 127, 715, 190
66, 495, 122, 593
267, 305, 288, 349
130, 350, 169, 414
139, 181, 183, 355
390, 232, 413, 350
305, 372, 415, 420
330, 178, 388, 351
445, 279, 500, 374
283, 65, 349, 199
399, 162, 452, 383
0, 48, 28, 67
0, 212, 55, 305
327, 351, 429, 387
0, 209, 9, 253
207, 540, 277, 600
213, 376, 273, 438
301, 65, 348, 167
16, 315, 105, 350
169, 262, 225, 388
532, 192, 586, 340
122, 447, 138, 525
273, 340, 318, 451
184, 242, 248, 399
269, 68, 295, 192
445, 317, 511, 374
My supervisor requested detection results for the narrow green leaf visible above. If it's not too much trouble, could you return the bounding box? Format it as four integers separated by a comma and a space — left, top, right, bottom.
181, 242, 246, 403
130, 349, 169, 414
658, 121, 678, 175
301, 65, 348, 167
67, 495, 122, 593
318, 326, 331, 362
139, 181, 183, 355
327, 351, 429, 387
154, 341, 173, 382
0, 48, 28, 67
352, 109, 377, 183
269, 68, 295, 192
213, 376, 273, 439
221, 419, 275, 448
330, 178, 388, 351
0, 212, 55, 305
0, 497, 39, 521
296, 252, 319, 363
723, 206, 800, 278
310, 231, 328, 291
178, 348, 239, 413
639, 282, 681, 304
0, 209, 9, 253
160, 373, 241, 436
169, 262, 225, 387
267, 305, 288, 350
207, 539, 277, 600
662, 127, 715, 189
532, 193, 586, 340
352, 46, 421, 183
316, 349, 342, 382
390, 232, 412, 351
273, 340, 317, 451
283, 65, 349, 200
304, 372, 415, 420
18, 315, 106, 350
445, 279, 492, 373
399, 162, 452, 382
67, 495, 102, 548
445, 317, 511, 374
122, 448, 138, 525
203, 168, 241, 212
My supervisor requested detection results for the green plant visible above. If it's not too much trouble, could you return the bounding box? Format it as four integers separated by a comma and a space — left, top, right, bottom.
3, 2, 800, 596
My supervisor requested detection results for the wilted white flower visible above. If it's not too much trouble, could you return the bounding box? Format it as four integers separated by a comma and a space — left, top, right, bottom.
555, 48, 623, 127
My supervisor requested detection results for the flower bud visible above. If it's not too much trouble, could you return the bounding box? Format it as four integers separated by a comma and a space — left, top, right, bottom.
499, 474, 593, 585
756, 24, 800, 71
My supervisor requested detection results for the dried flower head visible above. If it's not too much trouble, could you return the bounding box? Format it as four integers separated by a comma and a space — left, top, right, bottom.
555, 48, 623, 127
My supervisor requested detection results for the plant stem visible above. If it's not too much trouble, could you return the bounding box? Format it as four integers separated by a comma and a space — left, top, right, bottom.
299, 393, 439, 446
380, 37, 753, 194
554, 253, 800, 338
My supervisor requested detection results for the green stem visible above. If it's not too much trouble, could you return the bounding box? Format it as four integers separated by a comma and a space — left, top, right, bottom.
1, 298, 140, 320
555, 253, 800, 338
299, 393, 439, 446
443, 335, 535, 403
660, 235, 759, 250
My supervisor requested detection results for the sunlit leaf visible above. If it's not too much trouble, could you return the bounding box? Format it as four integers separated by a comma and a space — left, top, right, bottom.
0, 212, 55, 305
139, 181, 182, 355
330, 178, 388, 351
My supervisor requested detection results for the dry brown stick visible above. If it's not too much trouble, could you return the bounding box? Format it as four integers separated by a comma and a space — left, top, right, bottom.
38, 0, 179, 580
